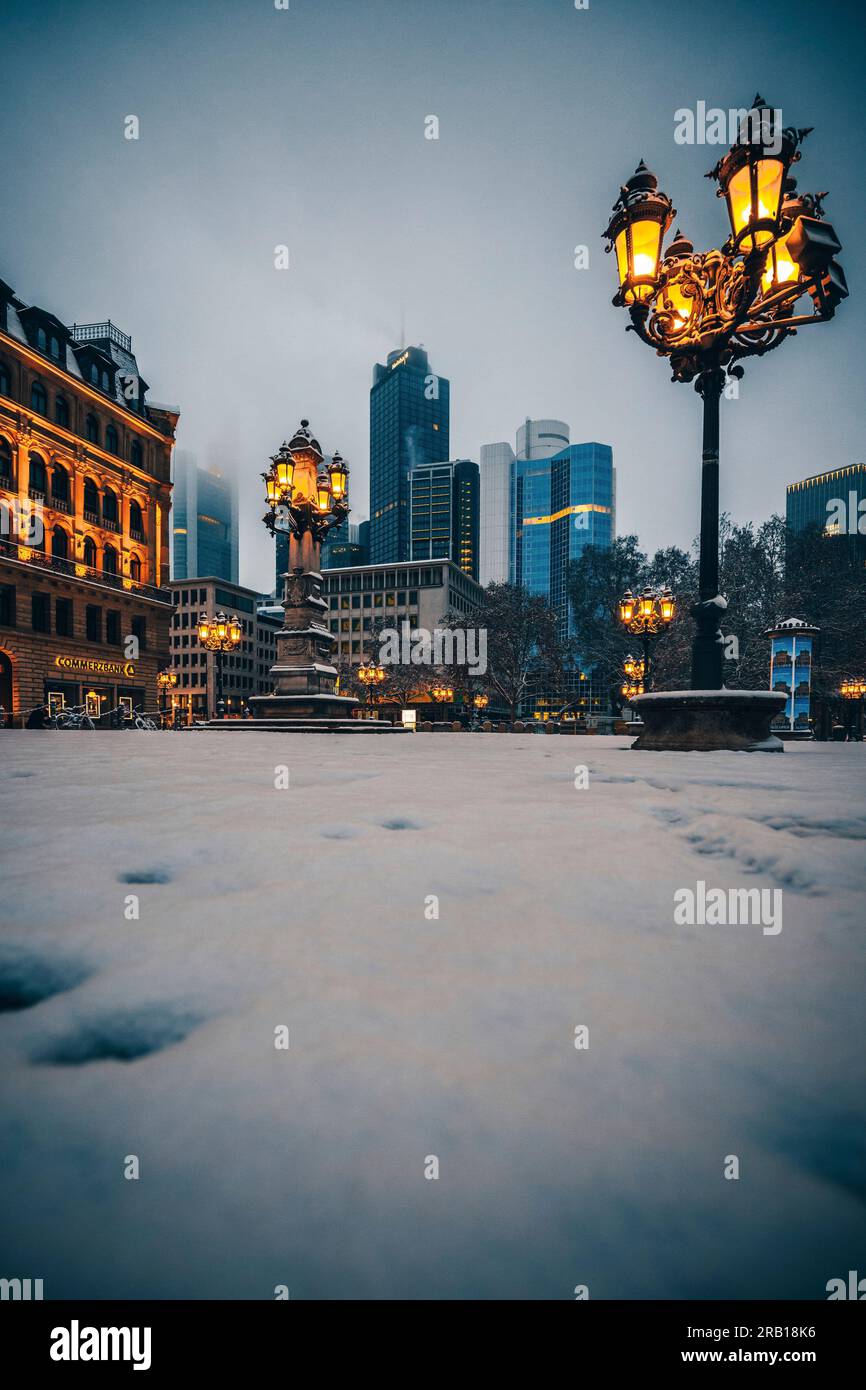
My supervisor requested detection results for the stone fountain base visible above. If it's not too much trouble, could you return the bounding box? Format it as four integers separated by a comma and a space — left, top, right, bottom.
630, 690, 787, 752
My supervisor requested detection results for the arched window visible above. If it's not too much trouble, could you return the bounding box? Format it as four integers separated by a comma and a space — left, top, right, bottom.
51, 465, 69, 503
83, 535, 97, 568
90, 364, 99, 384
0, 362, 10, 397
101, 371, 110, 392
31, 381, 48, 415
52, 526, 69, 560
103, 545, 118, 575
129, 500, 144, 538
83, 478, 100, 519
28, 452, 47, 495
130, 439, 142, 469
0, 438, 12, 481
102, 488, 118, 524
55, 395, 69, 428
129, 553, 142, 582
37, 327, 47, 352
105, 424, 119, 455
85, 415, 99, 444
50, 336, 61, 360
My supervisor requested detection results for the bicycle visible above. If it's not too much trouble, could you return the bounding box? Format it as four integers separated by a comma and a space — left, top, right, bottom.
131, 707, 159, 731
53, 704, 95, 730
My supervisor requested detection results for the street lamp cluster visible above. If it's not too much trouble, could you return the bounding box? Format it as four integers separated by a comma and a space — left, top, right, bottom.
197, 611, 242, 718
262, 422, 349, 544
621, 655, 645, 703
604, 95, 846, 750
618, 585, 675, 689
157, 667, 178, 725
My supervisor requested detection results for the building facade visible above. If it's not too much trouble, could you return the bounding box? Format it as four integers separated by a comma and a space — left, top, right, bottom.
409, 458, 479, 580
478, 441, 514, 587
321, 558, 482, 666
0, 277, 177, 720
767, 616, 819, 736
786, 463, 866, 566
168, 578, 280, 721
369, 346, 450, 565
515, 417, 570, 462
171, 449, 238, 583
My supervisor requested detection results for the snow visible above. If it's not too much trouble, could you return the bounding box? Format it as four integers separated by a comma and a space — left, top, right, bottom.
1, 731, 864, 1299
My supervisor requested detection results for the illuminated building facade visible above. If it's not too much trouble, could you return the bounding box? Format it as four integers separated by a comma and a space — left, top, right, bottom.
171, 449, 238, 583
0, 276, 177, 720
409, 458, 479, 580
369, 346, 450, 564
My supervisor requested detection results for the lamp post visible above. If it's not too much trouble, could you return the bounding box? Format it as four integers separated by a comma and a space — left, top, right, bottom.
249, 420, 365, 725
621, 654, 645, 705
197, 610, 242, 719
617, 585, 675, 689
430, 684, 454, 723
357, 658, 386, 717
603, 97, 847, 750
157, 668, 178, 728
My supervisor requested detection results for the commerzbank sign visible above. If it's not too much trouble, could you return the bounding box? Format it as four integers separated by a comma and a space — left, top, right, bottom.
54, 655, 137, 678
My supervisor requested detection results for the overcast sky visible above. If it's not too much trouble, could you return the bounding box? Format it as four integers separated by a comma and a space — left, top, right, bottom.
1, 0, 864, 593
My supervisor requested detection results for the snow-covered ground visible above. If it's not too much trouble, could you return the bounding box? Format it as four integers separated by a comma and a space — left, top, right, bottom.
1, 730, 864, 1300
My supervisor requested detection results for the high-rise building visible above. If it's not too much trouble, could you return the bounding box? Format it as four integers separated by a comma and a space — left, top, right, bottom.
786, 463, 866, 565
172, 450, 238, 584
369, 346, 450, 564
479, 420, 571, 587
0, 274, 177, 720
511, 442, 614, 638
409, 459, 479, 580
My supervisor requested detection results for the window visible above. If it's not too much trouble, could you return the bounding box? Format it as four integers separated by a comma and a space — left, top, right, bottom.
131, 615, 147, 650
101, 371, 110, 392
0, 438, 12, 480
130, 440, 142, 468
129, 500, 144, 538
0, 362, 10, 397
51, 465, 69, 503
85, 415, 99, 444
90, 365, 99, 385
28, 452, 47, 494
83, 478, 99, 518
0, 584, 15, 627
30, 381, 48, 415
32, 592, 51, 633
106, 425, 119, 455
85, 605, 102, 642
83, 535, 97, 568
54, 394, 70, 428
37, 328, 47, 352
129, 553, 142, 582
50, 336, 61, 361
102, 489, 118, 524
106, 610, 121, 645
51, 527, 68, 560
56, 598, 73, 636
103, 545, 118, 575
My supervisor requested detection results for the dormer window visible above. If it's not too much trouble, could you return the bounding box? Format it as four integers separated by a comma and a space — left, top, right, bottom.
37, 327, 47, 352
90, 364, 99, 384
50, 336, 61, 360
101, 371, 110, 392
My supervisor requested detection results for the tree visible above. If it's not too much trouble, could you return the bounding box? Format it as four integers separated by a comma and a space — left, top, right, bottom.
447, 582, 565, 720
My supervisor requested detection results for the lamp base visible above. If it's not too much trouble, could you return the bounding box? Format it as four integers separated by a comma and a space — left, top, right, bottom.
630, 690, 787, 752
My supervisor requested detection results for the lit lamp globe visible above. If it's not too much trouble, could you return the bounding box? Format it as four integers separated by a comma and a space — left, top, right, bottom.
619, 589, 636, 625
604, 161, 675, 307
709, 96, 801, 254
655, 231, 696, 330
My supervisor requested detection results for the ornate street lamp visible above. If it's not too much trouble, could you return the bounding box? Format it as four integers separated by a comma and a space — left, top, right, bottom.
603, 97, 847, 751
249, 420, 366, 726
198, 610, 242, 719
357, 658, 386, 715
617, 585, 675, 688
621, 654, 645, 704
157, 668, 177, 727
840, 678, 866, 741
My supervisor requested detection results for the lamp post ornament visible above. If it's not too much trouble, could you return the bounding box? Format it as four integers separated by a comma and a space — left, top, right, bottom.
197, 611, 241, 718
603, 96, 847, 750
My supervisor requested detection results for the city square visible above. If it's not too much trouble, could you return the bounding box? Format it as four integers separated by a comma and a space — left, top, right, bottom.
1, 0, 865, 1352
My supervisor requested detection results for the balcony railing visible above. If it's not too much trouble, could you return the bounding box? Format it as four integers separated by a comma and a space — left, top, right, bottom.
28, 487, 46, 502
0, 536, 170, 605
51, 495, 72, 513
102, 517, 121, 532
83, 509, 99, 524
70, 321, 132, 352
130, 527, 145, 542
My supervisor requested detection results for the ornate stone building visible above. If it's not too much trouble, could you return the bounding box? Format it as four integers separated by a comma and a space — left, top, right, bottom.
0, 275, 178, 721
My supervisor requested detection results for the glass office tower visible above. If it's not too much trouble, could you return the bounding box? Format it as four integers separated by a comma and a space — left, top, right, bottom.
369, 346, 450, 564
172, 449, 238, 584
409, 459, 479, 580
786, 463, 866, 565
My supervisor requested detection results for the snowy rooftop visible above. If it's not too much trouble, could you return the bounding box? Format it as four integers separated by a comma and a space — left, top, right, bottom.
1, 732, 864, 1298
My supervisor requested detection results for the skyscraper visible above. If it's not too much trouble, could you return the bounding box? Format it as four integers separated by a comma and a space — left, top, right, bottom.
786, 463, 866, 565
369, 346, 450, 564
479, 420, 570, 586
172, 450, 238, 583
511, 442, 614, 638
409, 458, 479, 580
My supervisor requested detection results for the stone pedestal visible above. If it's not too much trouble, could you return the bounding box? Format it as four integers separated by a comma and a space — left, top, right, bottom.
630, 690, 787, 752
